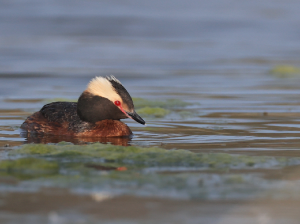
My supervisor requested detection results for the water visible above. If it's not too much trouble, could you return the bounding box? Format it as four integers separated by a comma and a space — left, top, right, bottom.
2, 1, 300, 223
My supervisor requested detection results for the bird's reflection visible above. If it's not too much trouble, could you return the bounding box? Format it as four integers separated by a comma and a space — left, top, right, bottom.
21, 132, 131, 146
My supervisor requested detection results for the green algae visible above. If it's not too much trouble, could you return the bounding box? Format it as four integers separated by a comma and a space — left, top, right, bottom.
269, 65, 300, 78
132, 98, 194, 118
0, 157, 59, 174
136, 107, 170, 118
3, 143, 300, 200
10, 143, 295, 169
19, 144, 55, 155
132, 98, 192, 109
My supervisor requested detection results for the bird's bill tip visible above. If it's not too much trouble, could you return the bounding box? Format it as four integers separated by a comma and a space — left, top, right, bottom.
126, 111, 146, 125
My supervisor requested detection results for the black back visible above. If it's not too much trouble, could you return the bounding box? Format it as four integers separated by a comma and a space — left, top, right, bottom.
40, 102, 93, 131
41, 102, 79, 123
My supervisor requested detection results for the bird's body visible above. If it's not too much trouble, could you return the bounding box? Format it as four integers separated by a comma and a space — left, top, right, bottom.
21, 76, 145, 137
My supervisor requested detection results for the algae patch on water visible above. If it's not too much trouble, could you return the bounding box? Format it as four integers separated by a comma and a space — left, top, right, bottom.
0, 157, 59, 175
132, 98, 194, 118
136, 107, 170, 118
269, 65, 300, 78
18, 144, 56, 155
4, 143, 300, 200
133, 98, 192, 109
11, 143, 297, 169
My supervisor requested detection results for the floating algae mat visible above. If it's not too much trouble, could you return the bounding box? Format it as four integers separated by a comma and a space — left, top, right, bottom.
132, 98, 192, 109
136, 106, 171, 118
0, 157, 59, 180
269, 65, 300, 78
133, 98, 193, 118
0, 157, 58, 173
9, 142, 298, 168
2, 142, 300, 199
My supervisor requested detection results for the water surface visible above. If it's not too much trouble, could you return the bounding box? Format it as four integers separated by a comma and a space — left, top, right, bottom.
2, 1, 300, 224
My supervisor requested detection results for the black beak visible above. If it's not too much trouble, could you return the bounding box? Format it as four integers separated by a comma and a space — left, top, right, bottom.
126, 111, 146, 125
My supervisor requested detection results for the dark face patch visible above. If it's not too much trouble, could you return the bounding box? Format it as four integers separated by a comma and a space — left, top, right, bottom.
77, 91, 127, 123
109, 80, 134, 112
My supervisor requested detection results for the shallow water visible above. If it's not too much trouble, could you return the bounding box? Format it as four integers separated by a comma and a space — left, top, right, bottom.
2, 1, 300, 224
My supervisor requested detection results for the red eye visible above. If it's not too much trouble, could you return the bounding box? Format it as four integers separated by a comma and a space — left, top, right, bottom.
114, 100, 121, 106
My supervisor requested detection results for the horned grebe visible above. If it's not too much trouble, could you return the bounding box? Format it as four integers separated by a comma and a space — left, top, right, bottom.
21, 76, 145, 137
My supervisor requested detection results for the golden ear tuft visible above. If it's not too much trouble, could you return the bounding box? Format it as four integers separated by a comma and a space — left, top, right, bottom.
86, 76, 121, 103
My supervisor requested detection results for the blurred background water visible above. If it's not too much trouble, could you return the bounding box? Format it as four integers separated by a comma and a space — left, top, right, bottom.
2, 1, 300, 224
1, 0, 300, 76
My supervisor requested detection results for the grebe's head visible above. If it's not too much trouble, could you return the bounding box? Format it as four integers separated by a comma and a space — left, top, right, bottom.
77, 75, 145, 125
